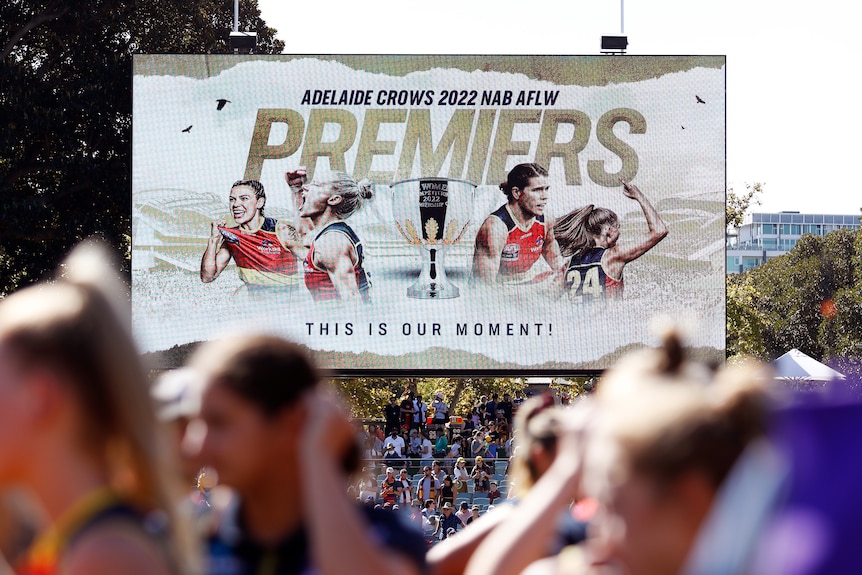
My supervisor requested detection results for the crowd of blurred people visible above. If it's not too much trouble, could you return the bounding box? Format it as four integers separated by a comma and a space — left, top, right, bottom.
1, 240, 860, 575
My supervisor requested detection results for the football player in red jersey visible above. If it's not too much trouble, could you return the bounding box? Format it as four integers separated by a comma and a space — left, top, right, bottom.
472, 163, 564, 286
200, 180, 301, 293
287, 170, 373, 302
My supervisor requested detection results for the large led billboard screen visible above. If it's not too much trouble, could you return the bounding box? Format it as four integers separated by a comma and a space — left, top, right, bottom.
132, 55, 726, 374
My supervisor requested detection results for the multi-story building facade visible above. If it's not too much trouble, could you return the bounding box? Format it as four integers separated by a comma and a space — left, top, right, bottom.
727, 212, 860, 274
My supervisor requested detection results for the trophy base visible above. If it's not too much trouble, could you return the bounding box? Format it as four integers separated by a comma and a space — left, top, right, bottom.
406, 247, 461, 299
406, 282, 460, 299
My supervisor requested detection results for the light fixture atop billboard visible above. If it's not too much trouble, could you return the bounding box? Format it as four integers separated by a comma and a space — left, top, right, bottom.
229, 31, 257, 54
601, 36, 628, 55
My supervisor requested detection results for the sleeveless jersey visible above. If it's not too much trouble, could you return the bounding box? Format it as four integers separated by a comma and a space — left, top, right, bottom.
565, 247, 624, 300
18, 489, 163, 575
303, 221, 371, 302
491, 205, 546, 277
219, 217, 299, 287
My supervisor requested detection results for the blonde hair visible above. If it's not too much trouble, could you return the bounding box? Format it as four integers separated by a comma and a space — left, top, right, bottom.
588, 328, 769, 495
554, 205, 619, 258
508, 394, 562, 496
0, 241, 198, 575
327, 172, 374, 219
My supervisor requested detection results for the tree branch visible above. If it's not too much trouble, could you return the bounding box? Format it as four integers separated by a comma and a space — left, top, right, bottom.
1, 6, 71, 61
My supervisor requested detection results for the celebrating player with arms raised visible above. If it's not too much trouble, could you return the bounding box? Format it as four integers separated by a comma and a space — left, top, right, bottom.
285, 168, 373, 303
554, 179, 668, 300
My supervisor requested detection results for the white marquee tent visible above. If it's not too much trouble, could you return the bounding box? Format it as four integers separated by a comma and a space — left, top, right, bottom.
770, 349, 845, 383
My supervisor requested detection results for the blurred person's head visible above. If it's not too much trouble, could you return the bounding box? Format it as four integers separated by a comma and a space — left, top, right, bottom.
0, 241, 194, 572
507, 393, 561, 496
152, 367, 204, 484
187, 334, 356, 496
584, 328, 769, 575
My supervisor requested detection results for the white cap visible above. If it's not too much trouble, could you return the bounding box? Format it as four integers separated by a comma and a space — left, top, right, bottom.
151, 368, 201, 421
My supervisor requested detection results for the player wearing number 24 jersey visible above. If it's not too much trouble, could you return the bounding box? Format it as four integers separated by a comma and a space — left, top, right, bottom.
554, 179, 668, 301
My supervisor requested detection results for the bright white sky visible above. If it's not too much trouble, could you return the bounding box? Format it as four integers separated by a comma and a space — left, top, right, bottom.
258, 0, 860, 216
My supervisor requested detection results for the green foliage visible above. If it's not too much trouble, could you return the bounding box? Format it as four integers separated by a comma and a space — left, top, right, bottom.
332, 377, 527, 420
0, 0, 284, 295
726, 182, 763, 230
726, 274, 766, 361
727, 228, 862, 381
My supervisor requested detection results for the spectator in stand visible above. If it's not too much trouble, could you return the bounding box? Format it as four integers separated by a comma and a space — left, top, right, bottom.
358, 468, 378, 503
432, 460, 447, 484
432, 393, 449, 425
408, 429, 422, 459
465, 505, 482, 526
486, 436, 499, 460
496, 416, 510, 446
448, 435, 462, 460
498, 393, 514, 424
396, 469, 414, 508
417, 467, 440, 504
365, 427, 384, 458
383, 443, 402, 464
470, 431, 487, 460
434, 431, 449, 459
380, 467, 398, 505
400, 392, 416, 431
387, 428, 406, 457
456, 502, 472, 526
486, 394, 498, 424
512, 390, 526, 413
384, 396, 401, 434
426, 516, 440, 541
473, 407, 483, 427
476, 396, 488, 423
422, 499, 437, 520
488, 482, 503, 505
471, 457, 491, 493
436, 503, 463, 541
414, 395, 428, 430
452, 457, 471, 495
418, 430, 434, 468
487, 421, 500, 444
437, 476, 456, 509
464, 409, 479, 433
427, 396, 565, 575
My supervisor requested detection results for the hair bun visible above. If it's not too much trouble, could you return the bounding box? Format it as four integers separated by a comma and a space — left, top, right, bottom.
357, 178, 374, 200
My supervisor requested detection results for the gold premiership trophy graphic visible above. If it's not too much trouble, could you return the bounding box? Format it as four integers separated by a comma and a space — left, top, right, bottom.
389, 177, 477, 299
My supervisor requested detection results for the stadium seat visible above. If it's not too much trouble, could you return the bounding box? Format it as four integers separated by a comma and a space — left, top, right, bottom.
472, 496, 490, 507
456, 493, 471, 506
495, 461, 508, 475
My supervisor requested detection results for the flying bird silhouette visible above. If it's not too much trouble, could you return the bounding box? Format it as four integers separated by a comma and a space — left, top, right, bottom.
681, 125, 686, 130
216, 99, 232, 111
696, 95, 706, 104
182, 125, 192, 133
